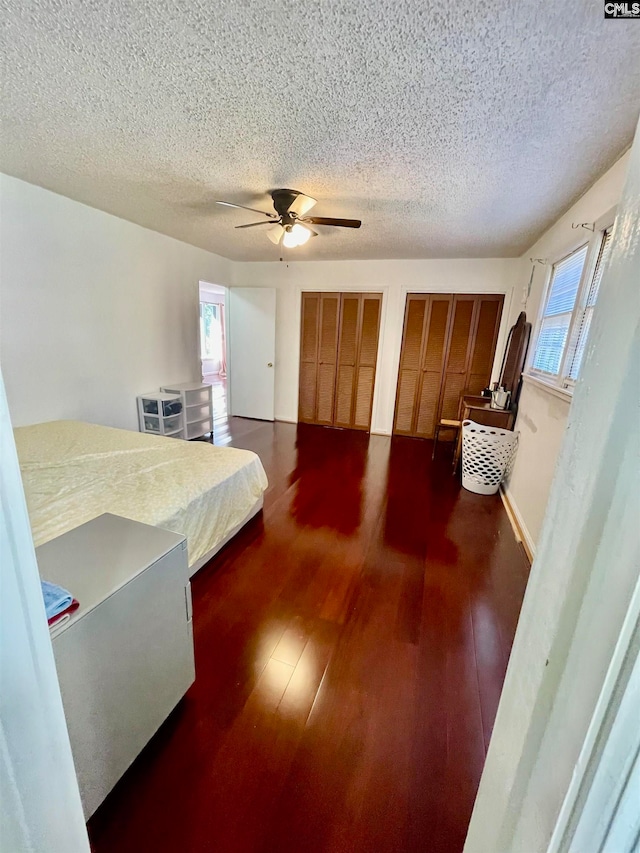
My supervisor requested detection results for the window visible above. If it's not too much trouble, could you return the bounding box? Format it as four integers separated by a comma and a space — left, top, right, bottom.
532, 244, 589, 376
567, 228, 613, 381
200, 301, 220, 360
529, 223, 614, 392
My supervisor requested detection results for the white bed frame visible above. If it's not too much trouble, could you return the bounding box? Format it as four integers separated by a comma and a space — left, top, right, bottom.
188, 496, 263, 578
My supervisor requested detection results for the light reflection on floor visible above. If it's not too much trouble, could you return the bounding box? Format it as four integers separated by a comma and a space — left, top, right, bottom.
255, 622, 317, 717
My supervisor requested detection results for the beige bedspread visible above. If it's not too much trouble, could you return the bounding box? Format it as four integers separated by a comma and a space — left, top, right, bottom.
14, 420, 268, 569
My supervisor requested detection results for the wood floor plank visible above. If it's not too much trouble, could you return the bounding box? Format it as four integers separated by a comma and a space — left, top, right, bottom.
88, 419, 530, 853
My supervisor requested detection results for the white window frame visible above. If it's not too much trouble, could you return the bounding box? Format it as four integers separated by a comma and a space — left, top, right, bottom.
527, 207, 617, 395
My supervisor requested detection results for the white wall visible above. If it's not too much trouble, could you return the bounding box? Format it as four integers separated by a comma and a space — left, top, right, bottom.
232, 258, 519, 434
503, 152, 630, 553
0, 175, 232, 430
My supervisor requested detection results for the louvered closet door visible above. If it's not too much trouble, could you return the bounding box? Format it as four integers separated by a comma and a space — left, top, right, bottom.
352, 294, 382, 430
394, 295, 429, 435
315, 294, 341, 424
334, 295, 361, 427
438, 296, 476, 421
414, 296, 452, 437
467, 295, 503, 396
299, 293, 320, 423
393, 293, 503, 438
298, 292, 382, 431
394, 295, 453, 437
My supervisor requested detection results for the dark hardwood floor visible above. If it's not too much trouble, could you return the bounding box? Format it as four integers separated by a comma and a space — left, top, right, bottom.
88, 418, 530, 853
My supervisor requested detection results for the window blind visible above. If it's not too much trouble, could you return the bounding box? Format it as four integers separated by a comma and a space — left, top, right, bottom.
568, 229, 613, 381
532, 244, 588, 375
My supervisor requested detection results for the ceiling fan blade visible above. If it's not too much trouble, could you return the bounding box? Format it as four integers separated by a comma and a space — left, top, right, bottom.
216, 201, 276, 218
235, 221, 278, 229
302, 217, 361, 228
288, 193, 317, 216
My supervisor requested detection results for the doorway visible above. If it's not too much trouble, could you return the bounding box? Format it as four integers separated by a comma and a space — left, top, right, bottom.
199, 282, 228, 438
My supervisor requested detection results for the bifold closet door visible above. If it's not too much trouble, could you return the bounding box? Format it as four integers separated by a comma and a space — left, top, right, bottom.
352, 294, 382, 429
393, 292, 504, 438
466, 295, 504, 396
334, 295, 361, 427
299, 292, 340, 425
438, 295, 476, 421
298, 292, 382, 431
334, 294, 382, 430
394, 294, 452, 437
316, 294, 341, 425
439, 294, 503, 418
298, 293, 320, 423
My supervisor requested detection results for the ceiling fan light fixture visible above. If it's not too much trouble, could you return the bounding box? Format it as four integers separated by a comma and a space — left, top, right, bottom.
266, 224, 284, 245
288, 193, 317, 216
282, 223, 312, 248
218, 189, 361, 249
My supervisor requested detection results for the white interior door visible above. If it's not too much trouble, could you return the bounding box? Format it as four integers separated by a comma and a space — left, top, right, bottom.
228, 287, 276, 421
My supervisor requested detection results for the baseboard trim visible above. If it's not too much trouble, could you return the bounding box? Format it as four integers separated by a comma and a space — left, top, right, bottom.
500, 486, 535, 564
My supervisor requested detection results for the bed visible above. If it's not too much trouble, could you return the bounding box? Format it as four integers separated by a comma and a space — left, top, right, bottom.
14, 420, 268, 577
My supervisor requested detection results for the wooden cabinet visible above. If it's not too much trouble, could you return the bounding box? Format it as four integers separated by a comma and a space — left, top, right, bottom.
299, 292, 382, 431
393, 293, 503, 438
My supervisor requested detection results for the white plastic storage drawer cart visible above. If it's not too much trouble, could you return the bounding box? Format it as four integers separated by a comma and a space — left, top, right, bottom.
36, 513, 195, 818
137, 392, 184, 438
161, 382, 213, 440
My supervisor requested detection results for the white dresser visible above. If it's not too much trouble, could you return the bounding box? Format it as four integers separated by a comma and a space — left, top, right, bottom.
161, 382, 213, 440
36, 514, 195, 818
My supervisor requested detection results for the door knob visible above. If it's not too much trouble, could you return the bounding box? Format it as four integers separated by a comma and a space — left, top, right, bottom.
267, 362, 273, 367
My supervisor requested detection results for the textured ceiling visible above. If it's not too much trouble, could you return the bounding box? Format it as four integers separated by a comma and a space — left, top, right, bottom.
1, 0, 639, 262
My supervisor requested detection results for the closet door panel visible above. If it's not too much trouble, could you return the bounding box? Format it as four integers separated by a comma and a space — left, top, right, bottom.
298, 293, 320, 422
299, 363, 317, 423
415, 296, 452, 437
353, 295, 382, 429
334, 295, 360, 427
395, 372, 420, 434
315, 294, 341, 424
334, 366, 355, 425
316, 363, 337, 423
468, 296, 503, 396
353, 366, 375, 428
440, 373, 468, 422
394, 296, 427, 434
438, 296, 475, 421
415, 373, 442, 436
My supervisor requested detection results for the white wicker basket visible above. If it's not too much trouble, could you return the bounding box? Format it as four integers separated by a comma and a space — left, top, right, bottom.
461, 420, 518, 495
